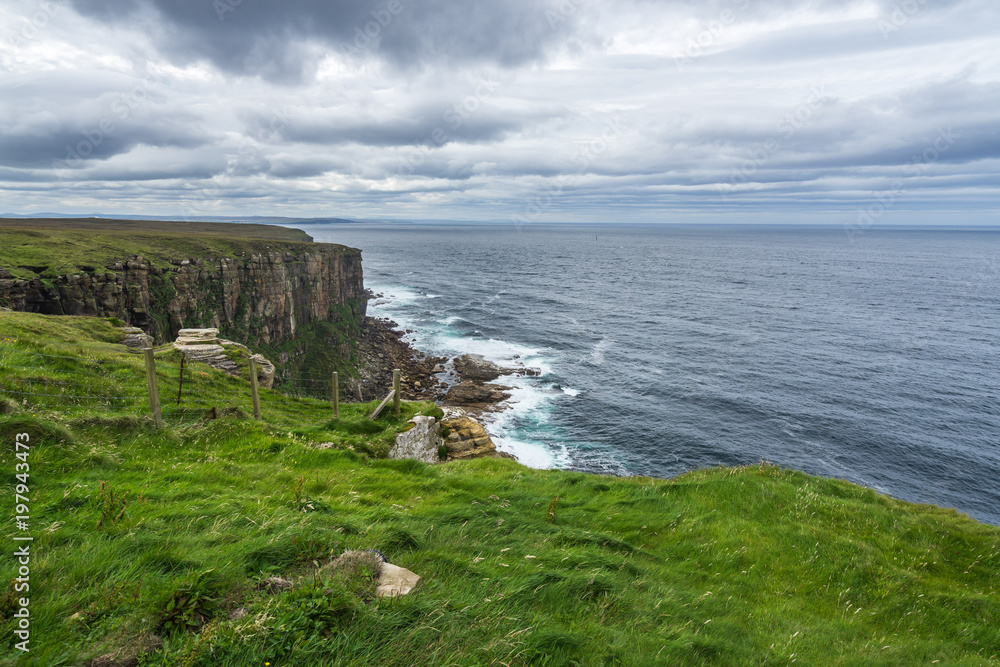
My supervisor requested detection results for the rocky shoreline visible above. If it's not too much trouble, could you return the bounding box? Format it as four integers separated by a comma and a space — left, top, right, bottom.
355, 316, 539, 416
355, 314, 542, 462
353, 316, 447, 403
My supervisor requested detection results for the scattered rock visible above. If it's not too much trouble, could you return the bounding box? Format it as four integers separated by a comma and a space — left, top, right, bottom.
256, 576, 293, 594
376, 563, 422, 598
441, 416, 498, 460
324, 550, 420, 598
389, 416, 442, 464
353, 317, 445, 402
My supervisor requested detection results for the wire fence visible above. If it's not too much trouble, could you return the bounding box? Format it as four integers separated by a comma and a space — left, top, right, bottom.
0, 342, 356, 427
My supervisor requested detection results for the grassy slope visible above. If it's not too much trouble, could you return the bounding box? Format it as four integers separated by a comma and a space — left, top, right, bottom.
0, 313, 998, 666
0, 218, 355, 281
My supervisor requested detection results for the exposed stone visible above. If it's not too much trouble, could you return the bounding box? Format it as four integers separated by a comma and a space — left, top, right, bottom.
172, 328, 275, 389
120, 326, 154, 349
389, 416, 442, 464
441, 416, 499, 460
442, 406, 468, 420
256, 576, 293, 594
353, 317, 446, 402
376, 563, 422, 598
453, 354, 505, 382
443, 382, 512, 410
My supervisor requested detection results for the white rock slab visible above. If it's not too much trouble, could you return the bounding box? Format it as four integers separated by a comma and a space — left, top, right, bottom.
389, 416, 440, 464
376, 563, 421, 598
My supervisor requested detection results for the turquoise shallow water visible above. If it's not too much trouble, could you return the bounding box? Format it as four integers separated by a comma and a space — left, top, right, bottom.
310, 223, 1000, 526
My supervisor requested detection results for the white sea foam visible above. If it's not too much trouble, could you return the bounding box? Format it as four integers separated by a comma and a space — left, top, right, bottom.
492, 435, 570, 469
562, 387, 581, 397
367, 282, 569, 470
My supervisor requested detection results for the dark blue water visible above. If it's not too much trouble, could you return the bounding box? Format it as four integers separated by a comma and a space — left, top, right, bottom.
311, 223, 1000, 526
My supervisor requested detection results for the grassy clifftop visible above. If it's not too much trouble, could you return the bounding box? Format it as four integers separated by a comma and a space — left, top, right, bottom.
0, 218, 331, 281
1, 312, 999, 666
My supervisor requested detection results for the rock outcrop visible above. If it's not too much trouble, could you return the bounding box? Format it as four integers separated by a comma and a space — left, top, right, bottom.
120, 327, 154, 349
389, 416, 442, 464
0, 245, 365, 347
443, 382, 512, 411
172, 328, 275, 389
441, 414, 499, 460
452, 354, 505, 382
389, 410, 501, 463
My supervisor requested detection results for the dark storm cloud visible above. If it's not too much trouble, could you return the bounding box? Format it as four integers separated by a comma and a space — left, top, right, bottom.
0, 107, 213, 169
1, 0, 997, 220
70, 0, 578, 81
269, 103, 559, 148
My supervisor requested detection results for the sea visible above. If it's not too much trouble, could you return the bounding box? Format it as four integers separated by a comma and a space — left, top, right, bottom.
308, 222, 1000, 527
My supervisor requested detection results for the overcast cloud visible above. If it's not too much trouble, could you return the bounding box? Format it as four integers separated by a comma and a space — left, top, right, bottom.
0, 0, 997, 223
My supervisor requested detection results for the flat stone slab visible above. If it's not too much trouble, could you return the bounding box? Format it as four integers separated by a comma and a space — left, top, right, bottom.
177, 328, 219, 338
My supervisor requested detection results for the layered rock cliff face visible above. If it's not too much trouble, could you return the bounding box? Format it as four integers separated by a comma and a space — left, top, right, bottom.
0, 244, 365, 346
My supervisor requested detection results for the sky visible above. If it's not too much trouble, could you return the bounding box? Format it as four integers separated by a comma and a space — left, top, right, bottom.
0, 0, 998, 224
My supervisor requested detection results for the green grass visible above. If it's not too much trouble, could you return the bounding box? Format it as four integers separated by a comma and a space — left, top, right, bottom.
0, 219, 353, 281
0, 313, 999, 666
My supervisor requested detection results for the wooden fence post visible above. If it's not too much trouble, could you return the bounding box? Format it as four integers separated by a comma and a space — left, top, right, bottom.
249, 357, 262, 420
143, 348, 163, 428
393, 368, 401, 416
332, 371, 340, 418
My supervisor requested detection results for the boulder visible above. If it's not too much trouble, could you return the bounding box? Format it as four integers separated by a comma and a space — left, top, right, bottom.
389, 416, 441, 464
441, 416, 498, 460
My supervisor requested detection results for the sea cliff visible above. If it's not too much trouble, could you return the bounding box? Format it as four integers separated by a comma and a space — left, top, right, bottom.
0, 247, 365, 346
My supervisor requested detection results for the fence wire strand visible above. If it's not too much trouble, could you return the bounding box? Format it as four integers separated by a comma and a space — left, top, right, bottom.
0, 343, 351, 424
